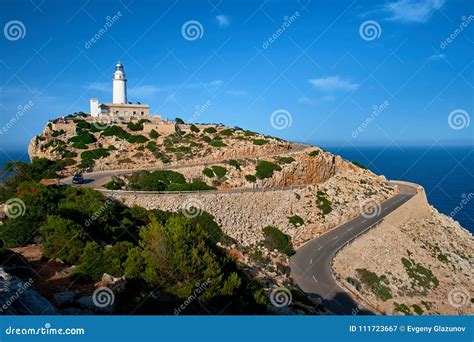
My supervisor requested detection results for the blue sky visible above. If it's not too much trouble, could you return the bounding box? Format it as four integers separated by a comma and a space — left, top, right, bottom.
1, 0, 473, 150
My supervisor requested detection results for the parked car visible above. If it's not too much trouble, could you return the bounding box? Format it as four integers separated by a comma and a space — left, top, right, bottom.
72, 173, 84, 184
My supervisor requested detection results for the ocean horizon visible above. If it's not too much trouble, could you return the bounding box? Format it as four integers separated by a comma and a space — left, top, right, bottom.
1, 145, 472, 233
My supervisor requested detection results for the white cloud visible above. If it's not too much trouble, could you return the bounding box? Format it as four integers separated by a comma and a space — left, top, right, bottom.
308, 76, 359, 92
216, 15, 230, 28
382, 0, 445, 23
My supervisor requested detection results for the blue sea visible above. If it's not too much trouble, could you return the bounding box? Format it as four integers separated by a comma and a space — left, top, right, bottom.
1, 147, 473, 232
321, 145, 474, 233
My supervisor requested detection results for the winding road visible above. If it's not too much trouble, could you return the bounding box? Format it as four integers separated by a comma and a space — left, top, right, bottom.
289, 182, 418, 315
60, 143, 419, 315
60, 143, 309, 188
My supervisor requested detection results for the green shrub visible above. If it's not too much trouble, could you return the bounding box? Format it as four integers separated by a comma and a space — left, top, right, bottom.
356, 268, 392, 301
190, 124, 200, 133
245, 175, 256, 183
278, 156, 295, 165
167, 181, 216, 191
149, 129, 160, 139
146, 141, 157, 153
75, 120, 91, 130
244, 130, 257, 136
211, 166, 227, 178
210, 139, 227, 147
68, 131, 96, 144
308, 150, 320, 157
346, 277, 362, 291
412, 304, 424, 315
51, 129, 66, 137
40, 216, 87, 264
228, 159, 241, 170
288, 215, 304, 227
175, 118, 185, 124
127, 121, 144, 131
394, 303, 411, 315
119, 158, 133, 164
252, 139, 267, 146
127, 134, 149, 144
262, 226, 294, 256
203, 127, 217, 134
316, 191, 332, 215
127, 170, 186, 191
202, 168, 215, 178
401, 257, 439, 291
81, 148, 109, 160
255, 161, 281, 179
75, 241, 133, 281
71, 142, 89, 149
219, 128, 233, 136
201, 135, 212, 143
104, 179, 124, 190
101, 125, 130, 140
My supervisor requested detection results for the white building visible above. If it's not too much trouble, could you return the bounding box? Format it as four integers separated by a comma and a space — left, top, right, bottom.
112, 62, 127, 104
90, 62, 150, 118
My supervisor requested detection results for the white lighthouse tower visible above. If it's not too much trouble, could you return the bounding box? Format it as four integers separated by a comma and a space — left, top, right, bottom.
112, 62, 127, 104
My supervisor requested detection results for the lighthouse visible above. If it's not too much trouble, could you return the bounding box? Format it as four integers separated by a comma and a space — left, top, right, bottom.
112, 62, 127, 104
90, 61, 153, 119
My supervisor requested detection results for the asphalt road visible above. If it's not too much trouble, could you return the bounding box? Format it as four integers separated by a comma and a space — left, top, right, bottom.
289, 182, 418, 315
60, 143, 309, 188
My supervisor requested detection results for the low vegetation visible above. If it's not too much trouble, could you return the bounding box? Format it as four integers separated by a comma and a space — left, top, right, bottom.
288, 215, 304, 227
255, 161, 281, 179
355, 268, 392, 301
316, 191, 332, 215
127, 170, 215, 192
262, 226, 294, 256
277, 156, 295, 165
228, 159, 241, 170
245, 175, 256, 183
401, 257, 439, 293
